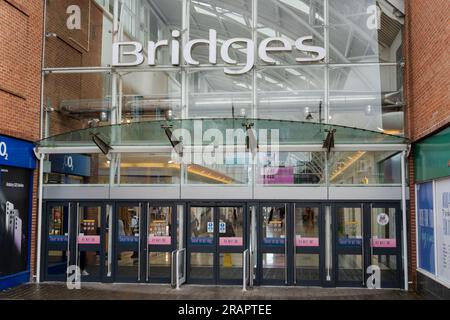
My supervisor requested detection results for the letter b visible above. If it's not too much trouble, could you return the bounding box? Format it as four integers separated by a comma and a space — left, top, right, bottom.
112, 42, 144, 67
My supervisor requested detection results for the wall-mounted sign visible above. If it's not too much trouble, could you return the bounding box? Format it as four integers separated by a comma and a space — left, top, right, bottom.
112, 29, 325, 75
0, 136, 36, 170
49, 154, 91, 177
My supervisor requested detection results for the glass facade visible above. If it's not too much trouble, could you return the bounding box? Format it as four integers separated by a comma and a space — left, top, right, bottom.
42, 0, 405, 187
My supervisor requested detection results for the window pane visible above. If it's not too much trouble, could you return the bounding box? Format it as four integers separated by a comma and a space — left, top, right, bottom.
189, 253, 214, 280
116, 251, 139, 280
46, 154, 110, 185
47, 250, 67, 276
338, 254, 362, 282
189, 0, 252, 65
258, 0, 325, 65
329, 65, 404, 134
296, 253, 320, 281
187, 153, 249, 185
149, 252, 171, 279
117, 205, 140, 241
371, 207, 397, 248
295, 207, 319, 246
262, 253, 286, 281
258, 152, 325, 185
329, 151, 402, 185
190, 207, 214, 245
118, 0, 182, 66
120, 71, 182, 123
329, 0, 404, 63
219, 207, 244, 246
44, 73, 112, 137
262, 206, 286, 245
336, 207, 362, 247
220, 253, 243, 281
188, 70, 253, 118
257, 67, 325, 121
119, 153, 180, 184
148, 206, 172, 245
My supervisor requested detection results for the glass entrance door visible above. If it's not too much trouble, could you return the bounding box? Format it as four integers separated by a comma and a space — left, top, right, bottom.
187, 204, 246, 284
44, 202, 73, 281
294, 204, 324, 286
115, 203, 142, 282
369, 203, 402, 288
258, 204, 290, 285
334, 204, 365, 287
146, 204, 176, 283
333, 203, 403, 288
44, 202, 109, 282
75, 203, 107, 282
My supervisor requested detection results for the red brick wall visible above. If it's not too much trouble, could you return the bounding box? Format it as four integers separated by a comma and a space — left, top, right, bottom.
404, 0, 450, 290
0, 0, 44, 280
405, 0, 450, 142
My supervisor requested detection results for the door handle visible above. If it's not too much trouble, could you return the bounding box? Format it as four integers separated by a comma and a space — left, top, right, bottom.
66, 204, 71, 276
370, 204, 374, 259
138, 203, 142, 281
146, 203, 149, 282
293, 204, 296, 285
284, 204, 288, 285
361, 204, 365, 286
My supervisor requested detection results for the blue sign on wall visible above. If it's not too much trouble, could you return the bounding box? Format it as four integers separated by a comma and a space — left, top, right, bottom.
49, 154, 91, 177
417, 182, 435, 274
0, 135, 36, 170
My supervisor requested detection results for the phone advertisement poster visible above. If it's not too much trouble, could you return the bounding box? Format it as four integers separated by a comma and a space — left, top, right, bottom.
0, 166, 30, 277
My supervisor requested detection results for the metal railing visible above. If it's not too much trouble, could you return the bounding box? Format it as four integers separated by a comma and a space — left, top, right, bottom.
171, 248, 186, 289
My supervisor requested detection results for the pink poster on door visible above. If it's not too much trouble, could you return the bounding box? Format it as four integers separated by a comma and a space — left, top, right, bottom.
372, 238, 397, 248
77, 235, 100, 244
219, 237, 243, 246
295, 236, 319, 247
148, 236, 172, 245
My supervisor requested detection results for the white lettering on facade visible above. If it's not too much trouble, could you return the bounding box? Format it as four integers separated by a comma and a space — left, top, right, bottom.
112, 29, 326, 74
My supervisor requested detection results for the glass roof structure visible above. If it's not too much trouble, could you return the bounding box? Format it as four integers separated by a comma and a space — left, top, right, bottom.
37, 118, 408, 149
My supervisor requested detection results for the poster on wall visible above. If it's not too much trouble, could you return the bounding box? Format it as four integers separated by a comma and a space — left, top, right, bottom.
0, 165, 30, 277
417, 182, 435, 273
436, 178, 450, 283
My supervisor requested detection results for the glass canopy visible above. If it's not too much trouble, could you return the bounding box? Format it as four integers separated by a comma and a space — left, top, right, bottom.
37, 118, 407, 148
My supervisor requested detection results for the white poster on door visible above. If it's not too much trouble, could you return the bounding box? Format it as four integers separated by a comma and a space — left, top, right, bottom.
436, 178, 450, 283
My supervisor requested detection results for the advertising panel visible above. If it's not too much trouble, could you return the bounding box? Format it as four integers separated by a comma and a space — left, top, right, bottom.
0, 166, 30, 277
417, 182, 435, 273
436, 178, 450, 283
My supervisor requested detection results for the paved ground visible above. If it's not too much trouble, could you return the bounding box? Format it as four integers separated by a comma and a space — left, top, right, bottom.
0, 283, 424, 300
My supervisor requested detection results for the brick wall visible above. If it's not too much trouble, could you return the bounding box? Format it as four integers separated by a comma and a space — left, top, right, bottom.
404, 0, 450, 290
45, 0, 108, 137
405, 0, 450, 142
0, 0, 44, 280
